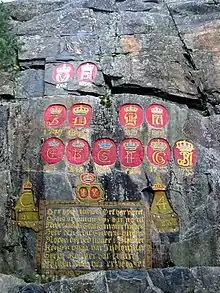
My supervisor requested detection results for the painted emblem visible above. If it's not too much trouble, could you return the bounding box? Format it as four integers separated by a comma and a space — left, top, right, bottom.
76, 62, 98, 85
119, 104, 143, 128
76, 173, 104, 202
44, 104, 67, 128
146, 104, 169, 129
41, 137, 65, 164
52, 63, 74, 83
92, 138, 117, 166
81, 173, 96, 185
119, 138, 144, 168
11, 172, 38, 232
151, 176, 179, 233
66, 139, 90, 165
174, 140, 197, 167
68, 104, 92, 129
147, 138, 171, 166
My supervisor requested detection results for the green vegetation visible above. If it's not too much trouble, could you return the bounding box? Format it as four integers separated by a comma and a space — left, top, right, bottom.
100, 92, 112, 108
0, 2, 20, 72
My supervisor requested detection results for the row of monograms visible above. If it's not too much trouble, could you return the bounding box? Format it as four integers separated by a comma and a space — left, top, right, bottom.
41, 137, 197, 168
43, 103, 169, 129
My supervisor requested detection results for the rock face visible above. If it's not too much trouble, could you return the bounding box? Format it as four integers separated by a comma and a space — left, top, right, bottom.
0, 274, 25, 293
1, 0, 220, 290
9, 268, 220, 293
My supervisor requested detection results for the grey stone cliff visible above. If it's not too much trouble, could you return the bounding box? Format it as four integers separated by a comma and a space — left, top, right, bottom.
1, 0, 220, 292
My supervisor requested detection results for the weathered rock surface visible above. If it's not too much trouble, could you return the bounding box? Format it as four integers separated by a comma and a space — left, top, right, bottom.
9, 268, 220, 293
0, 274, 25, 293
0, 0, 220, 289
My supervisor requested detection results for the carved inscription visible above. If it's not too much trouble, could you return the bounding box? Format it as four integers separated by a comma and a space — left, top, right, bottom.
53, 63, 74, 83
41, 103, 197, 176
92, 139, 117, 166
41, 137, 65, 165
119, 138, 144, 168
147, 138, 171, 166
44, 104, 67, 128
37, 202, 151, 275
77, 62, 98, 86
66, 139, 90, 165
119, 104, 143, 128
146, 104, 169, 129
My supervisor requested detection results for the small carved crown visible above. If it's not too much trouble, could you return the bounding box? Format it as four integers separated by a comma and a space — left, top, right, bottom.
124, 105, 138, 113
23, 180, 32, 189
73, 105, 89, 115
124, 140, 138, 151
99, 141, 112, 149
56, 64, 72, 73
50, 106, 63, 115
151, 106, 163, 115
176, 140, 194, 152
152, 175, 166, 191
48, 140, 59, 147
81, 173, 96, 185
80, 62, 95, 71
23, 168, 32, 189
151, 139, 167, 151
72, 140, 85, 148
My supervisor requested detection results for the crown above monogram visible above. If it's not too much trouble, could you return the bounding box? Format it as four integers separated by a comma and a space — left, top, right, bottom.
151, 139, 167, 151
56, 64, 72, 73
176, 140, 194, 152
73, 105, 89, 115
151, 106, 163, 115
50, 106, 63, 115
124, 105, 138, 113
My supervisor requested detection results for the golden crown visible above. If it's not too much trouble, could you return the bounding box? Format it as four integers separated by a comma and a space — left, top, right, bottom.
56, 64, 72, 73
176, 140, 194, 152
124, 140, 138, 151
50, 106, 63, 115
151, 139, 167, 151
152, 183, 166, 191
124, 105, 138, 113
151, 106, 163, 114
152, 175, 166, 190
73, 105, 89, 115
23, 180, 32, 189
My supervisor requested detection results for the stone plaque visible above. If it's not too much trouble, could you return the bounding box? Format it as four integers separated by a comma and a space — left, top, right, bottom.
37, 201, 151, 276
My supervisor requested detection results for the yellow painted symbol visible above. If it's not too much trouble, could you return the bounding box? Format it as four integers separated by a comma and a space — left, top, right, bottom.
124, 113, 138, 127
151, 175, 179, 233
73, 116, 87, 126
152, 113, 163, 126
11, 167, 38, 232
178, 152, 193, 167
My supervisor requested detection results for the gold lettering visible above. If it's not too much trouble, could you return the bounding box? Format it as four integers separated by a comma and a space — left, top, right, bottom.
177, 152, 193, 167
152, 113, 163, 126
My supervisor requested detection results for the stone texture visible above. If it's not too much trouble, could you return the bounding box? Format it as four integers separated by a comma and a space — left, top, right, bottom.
0, 274, 25, 293
10, 268, 220, 293
0, 72, 14, 97
1, 0, 220, 287
15, 69, 44, 99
